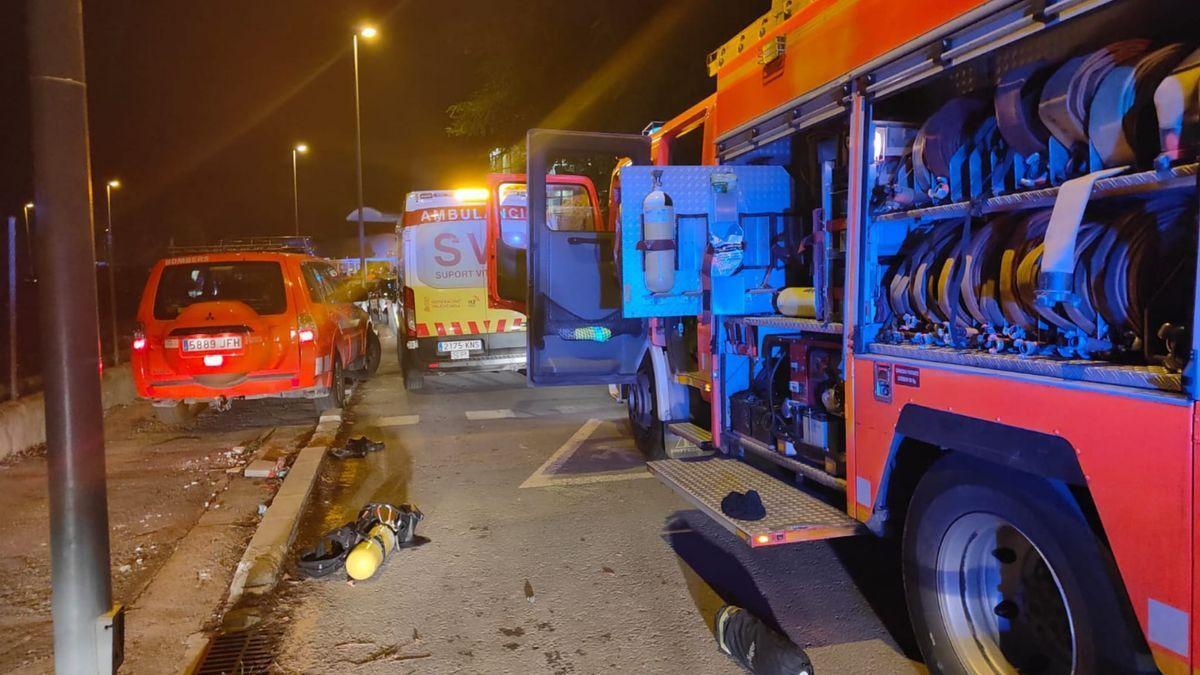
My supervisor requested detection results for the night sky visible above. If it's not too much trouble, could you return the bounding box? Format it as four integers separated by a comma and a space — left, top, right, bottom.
1, 0, 765, 269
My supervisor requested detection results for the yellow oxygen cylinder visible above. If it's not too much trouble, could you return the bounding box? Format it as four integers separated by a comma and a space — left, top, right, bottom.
774, 287, 817, 318
641, 169, 676, 293
345, 523, 397, 580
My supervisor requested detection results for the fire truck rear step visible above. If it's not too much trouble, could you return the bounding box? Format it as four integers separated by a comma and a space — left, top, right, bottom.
647, 457, 866, 547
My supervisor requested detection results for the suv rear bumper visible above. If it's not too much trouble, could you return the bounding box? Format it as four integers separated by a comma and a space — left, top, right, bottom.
405, 331, 526, 373
136, 369, 331, 404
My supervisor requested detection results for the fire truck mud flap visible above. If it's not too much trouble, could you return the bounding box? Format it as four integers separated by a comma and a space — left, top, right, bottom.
647, 456, 865, 548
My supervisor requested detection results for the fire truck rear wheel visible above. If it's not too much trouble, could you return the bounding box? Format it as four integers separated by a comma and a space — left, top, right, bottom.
627, 361, 665, 459
903, 454, 1154, 675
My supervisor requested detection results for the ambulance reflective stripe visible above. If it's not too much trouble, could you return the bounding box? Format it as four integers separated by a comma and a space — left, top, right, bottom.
435, 324, 447, 337
468, 321, 481, 334
451, 322, 464, 335
497, 319, 507, 332
414, 320, 524, 337
415, 324, 431, 338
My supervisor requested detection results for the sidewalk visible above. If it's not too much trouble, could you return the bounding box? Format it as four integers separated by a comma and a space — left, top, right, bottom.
0, 395, 318, 674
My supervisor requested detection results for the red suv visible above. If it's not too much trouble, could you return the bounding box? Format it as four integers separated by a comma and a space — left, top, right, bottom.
132, 245, 379, 421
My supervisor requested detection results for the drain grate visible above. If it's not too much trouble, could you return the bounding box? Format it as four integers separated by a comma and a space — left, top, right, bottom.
194, 627, 278, 675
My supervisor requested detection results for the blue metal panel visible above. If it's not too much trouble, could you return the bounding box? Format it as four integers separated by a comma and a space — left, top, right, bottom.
619, 165, 792, 319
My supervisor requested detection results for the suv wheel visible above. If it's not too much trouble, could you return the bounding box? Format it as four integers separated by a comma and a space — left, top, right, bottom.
364, 328, 381, 376
313, 354, 346, 413
153, 401, 207, 425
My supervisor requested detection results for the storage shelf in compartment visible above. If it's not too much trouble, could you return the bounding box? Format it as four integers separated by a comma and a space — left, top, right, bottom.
873, 163, 1199, 225
742, 316, 844, 335
868, 343, 1182, 394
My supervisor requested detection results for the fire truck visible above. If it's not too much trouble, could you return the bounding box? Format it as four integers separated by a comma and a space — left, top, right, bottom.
490, 0, 1200, 672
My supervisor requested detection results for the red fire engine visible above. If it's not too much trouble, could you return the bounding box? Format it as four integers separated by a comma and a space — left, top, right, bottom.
490, 1, 1200, 671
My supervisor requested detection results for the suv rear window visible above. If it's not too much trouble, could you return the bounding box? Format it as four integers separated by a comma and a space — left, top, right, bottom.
153, 261, 287, 320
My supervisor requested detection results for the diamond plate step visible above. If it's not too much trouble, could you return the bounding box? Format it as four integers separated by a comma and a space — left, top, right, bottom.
648, 456, 865, 547
664, 422, 713, 459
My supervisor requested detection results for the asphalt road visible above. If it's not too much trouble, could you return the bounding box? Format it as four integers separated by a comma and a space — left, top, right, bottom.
267, 356, 925, 674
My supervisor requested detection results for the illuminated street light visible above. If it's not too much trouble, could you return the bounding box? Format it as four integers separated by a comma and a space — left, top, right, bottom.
104, 179, 121, 366
292, 143, 309, 236
352, 23, 378, 279
21, 203, 34, 274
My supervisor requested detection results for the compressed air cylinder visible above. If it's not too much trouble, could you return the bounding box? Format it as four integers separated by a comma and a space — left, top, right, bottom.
345, 522, 397, 580
641, 170, 676, 293
773, 287, 817, 318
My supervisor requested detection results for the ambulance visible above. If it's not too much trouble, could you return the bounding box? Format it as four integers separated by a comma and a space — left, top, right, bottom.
396, 188, 526, 390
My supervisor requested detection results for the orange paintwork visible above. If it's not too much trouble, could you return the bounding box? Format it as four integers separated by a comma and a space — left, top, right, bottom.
132, 251, 368, 402
848, 356, 1194, 671
711, 0, 990, 139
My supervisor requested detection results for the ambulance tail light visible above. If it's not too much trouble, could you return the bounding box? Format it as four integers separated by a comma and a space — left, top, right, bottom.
298, 313, 317, 344
132, 323, 147, 351
404, 287, 417, 333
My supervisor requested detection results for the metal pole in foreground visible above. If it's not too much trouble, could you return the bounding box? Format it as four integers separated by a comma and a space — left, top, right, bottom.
27, 0, 118, 672
292, 148, 301, 236
104, 181, 119, 366
353, 32, 367, 279
7, 216, 17, 401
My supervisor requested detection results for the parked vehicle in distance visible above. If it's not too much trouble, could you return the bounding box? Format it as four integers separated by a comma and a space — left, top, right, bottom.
132, 239, 380, 421
396, 187, 535, 390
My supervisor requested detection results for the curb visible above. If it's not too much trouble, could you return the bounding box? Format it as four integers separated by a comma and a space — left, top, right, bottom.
223, 408, 347, 607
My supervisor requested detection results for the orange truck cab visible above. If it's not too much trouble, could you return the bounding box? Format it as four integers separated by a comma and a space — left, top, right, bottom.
132, 247, 376, 420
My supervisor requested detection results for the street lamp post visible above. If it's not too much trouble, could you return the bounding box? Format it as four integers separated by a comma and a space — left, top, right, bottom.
104, 179, 120, 366
353, 25, 377, 280
291, 143, 308, 236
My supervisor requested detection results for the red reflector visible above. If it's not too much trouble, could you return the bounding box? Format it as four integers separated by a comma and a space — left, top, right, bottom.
428, 362, 439, 369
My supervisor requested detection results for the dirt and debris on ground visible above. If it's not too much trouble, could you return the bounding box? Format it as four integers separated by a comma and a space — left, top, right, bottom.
0, 396, 317, 674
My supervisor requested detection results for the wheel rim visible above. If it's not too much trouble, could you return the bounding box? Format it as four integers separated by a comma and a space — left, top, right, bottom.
936, 512, 1076, 674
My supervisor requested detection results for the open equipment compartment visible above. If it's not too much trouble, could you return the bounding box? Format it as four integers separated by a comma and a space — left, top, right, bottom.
858, 0, 1200, 396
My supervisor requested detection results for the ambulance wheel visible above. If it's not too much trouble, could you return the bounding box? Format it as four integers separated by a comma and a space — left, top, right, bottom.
313, 355, 347, 413
363, 328, 381, 376
903, 454, 1155, 675
627, 360, 665, 459
153, 401, 206, 425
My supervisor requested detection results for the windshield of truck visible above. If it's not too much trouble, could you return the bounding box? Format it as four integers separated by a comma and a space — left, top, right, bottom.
153, 261, 287, 319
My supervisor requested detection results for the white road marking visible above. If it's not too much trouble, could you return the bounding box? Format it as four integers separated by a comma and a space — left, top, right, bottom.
466, 409, 517, 421
519, 418, 651, 489
375, 415, 420, 427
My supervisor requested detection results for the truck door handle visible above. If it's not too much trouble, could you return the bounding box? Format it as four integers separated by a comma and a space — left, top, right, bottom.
567, 236, 602, 245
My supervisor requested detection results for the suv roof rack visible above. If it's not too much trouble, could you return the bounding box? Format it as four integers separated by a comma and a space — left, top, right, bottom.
166, 236, 316, 256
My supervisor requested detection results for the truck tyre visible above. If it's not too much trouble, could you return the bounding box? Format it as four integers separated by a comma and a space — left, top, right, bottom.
903, 454, 1155, 675
403, 368, 424, 391
627, 360, 665, 459
397, 334, 424, 391
364, 327, 381, 376
313, 354, 347, 413
153, 401, 206, 425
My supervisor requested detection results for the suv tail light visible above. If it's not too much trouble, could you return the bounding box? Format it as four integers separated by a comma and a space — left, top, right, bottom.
132, 322, 147, 351
297, 313, 317, 343
403, 287, 417, 333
